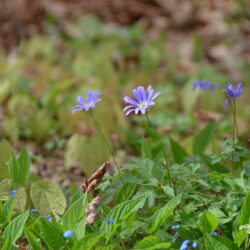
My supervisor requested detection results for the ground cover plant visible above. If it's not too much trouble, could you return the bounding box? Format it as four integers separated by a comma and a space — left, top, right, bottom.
0, 9, 250, 250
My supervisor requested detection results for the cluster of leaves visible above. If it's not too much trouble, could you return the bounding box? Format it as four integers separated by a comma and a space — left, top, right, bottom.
0, 120, 250, 249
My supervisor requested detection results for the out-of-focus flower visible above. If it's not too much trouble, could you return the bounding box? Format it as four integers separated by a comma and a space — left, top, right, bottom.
226, 83, 243, 98
45, 215, 52, 222
211, 231, 218, 236
192, 241, 198, 248
124, 85, 161, 116
10, 189, 17, 197
192, 80, 219, 94
224, 99, 229, 109
105, 218, 115, 223
180, 240, 190, 250
63, 230, 74, 238
31, 209, 38, 214
172, 224, 181, 230
72, 90, 101, 113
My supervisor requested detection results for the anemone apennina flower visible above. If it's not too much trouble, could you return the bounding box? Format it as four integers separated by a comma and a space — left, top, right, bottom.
124, 85, 161, 116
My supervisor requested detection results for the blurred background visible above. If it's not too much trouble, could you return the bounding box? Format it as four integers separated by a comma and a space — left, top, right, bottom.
0, 0, 249, 186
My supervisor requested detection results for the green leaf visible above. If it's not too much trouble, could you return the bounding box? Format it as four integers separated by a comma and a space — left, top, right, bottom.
9, 155, 21, 185
116, 182, 137, 203
76, 232, 103, 250
25, 228, 42, 249
170, 138, 188, 163
235, 191, 250, 247
13, 187, 27, 214
102, 196, 146, 235
74, 216, 87, 240
3, 210, 29, 244
18, 149, 31, 186
148, 194, 181, 234
204, 235, 230, 250
193, 122, 216, 155
0, 140, 13, 164
41, 218, 65, 249
30, 180, 66, 216
134, 235, 171, 250
197, 211, 218, 235
61, 193, 87, 229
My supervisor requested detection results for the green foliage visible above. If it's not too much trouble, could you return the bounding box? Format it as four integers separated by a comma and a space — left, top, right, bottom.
193, 122, 216, 155
30, 180, 66, 216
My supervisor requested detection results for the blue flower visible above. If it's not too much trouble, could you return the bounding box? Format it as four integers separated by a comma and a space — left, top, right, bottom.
226, 83, 243, 98
72, 90, 101, 113
45, 215, 52, 222
105, 218, 115, 223
180, 240, 190, 250
172, 224, 181, 230
192, 80, 218, 94
192, 241, 198, 248
211, 231, 218, 236
63, 230, 74, 238
31, 209, 38, 214
10, 189, 17, 197
124, 85, 161, 116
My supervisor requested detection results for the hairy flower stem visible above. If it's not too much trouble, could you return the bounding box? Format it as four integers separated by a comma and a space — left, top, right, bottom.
90, 110, 124, 183
145, 113, 174, 192
229, 99, 239, 168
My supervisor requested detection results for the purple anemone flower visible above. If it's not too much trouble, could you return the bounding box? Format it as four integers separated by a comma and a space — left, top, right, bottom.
192, 80, 219, 94
226, 83, 243, 98
124, 85, 161, 116
72, 90, 101, 113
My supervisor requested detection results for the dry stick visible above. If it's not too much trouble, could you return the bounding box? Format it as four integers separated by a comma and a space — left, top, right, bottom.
145, 113, 175, 194
90, 110, 124, 184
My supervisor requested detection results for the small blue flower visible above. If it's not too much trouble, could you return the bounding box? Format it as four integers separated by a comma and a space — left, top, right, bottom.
211, 231, 218, 236
192, 241, 198, 248
31, 209, 38, 214
10, 189, 17, 197
172, 224, 181, 230
105, 218, 115, 223
45, 215, 52, 222
192, 80, 219, 94
124, 85, 161, 116
226, 83, 243, 98
63, 230, 74, 238
72, 90, 101, 113
180, 240, 190, 250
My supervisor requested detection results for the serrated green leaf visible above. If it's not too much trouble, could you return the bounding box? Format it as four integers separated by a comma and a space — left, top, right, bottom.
193, 122, 216, 155
102, 196, 146, 235
148, 194, 181, 234
3, 210, 29, 244
197, 211, 218, 235
30, 180, 66, 216
204, 235, 230, 250
134, 235, 171, 250
116, 182, 137, 203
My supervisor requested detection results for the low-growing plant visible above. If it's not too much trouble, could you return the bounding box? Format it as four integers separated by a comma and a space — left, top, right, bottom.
0, 81, 249, 250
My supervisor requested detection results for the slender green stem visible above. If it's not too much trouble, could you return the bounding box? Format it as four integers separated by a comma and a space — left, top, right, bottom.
145, 113, 174, 191
90, 110, 124, 183
245, 234, 249, 250
229, 99, 238, 169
